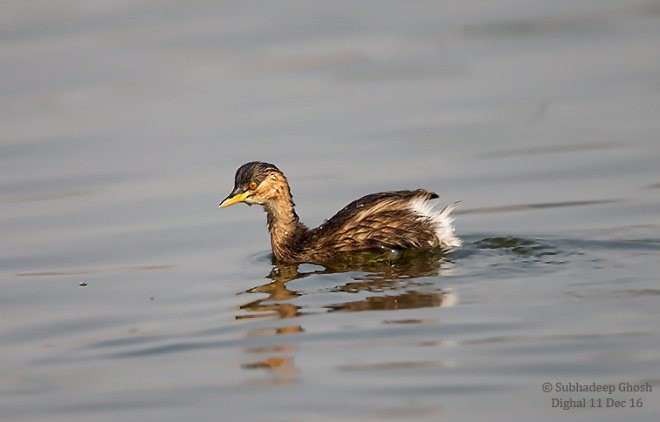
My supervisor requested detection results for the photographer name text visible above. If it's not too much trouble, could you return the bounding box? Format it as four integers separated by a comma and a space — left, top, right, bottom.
541, 381, 653, 411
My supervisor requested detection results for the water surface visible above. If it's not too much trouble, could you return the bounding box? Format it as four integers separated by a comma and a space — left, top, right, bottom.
2, 1, 660, 421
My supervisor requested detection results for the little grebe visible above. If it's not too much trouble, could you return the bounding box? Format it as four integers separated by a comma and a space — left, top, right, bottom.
219, 162, 461, 263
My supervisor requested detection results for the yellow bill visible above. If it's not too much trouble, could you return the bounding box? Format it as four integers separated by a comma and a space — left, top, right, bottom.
219, 191, 251, 208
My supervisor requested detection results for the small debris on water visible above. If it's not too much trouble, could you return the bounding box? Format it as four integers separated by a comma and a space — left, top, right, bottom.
78, 282, 88, 287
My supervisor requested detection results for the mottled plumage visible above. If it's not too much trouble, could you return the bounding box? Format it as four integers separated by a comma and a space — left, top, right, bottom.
219, 162, 461, 263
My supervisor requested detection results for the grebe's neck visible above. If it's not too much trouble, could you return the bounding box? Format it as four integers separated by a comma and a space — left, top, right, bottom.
263, 181, 306, 262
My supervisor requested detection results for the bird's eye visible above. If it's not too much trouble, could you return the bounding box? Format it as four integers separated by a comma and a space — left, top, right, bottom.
249, 181, 258, 190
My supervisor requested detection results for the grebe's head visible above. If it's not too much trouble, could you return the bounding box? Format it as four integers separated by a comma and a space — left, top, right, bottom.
219, 162, 289, 208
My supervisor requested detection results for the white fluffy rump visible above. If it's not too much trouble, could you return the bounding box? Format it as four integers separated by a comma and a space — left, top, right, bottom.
408, 197, 462, 250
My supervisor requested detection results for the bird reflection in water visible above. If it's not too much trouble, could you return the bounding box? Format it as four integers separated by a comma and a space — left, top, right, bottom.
237, 249, 457, 382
